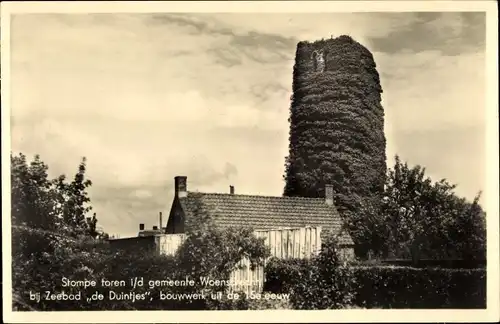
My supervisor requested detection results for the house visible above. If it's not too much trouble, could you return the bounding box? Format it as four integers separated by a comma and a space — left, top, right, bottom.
137, 223, 162, 237
166, 176, 355, 259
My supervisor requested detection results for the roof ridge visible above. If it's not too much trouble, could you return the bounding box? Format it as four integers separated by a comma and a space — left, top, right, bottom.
186, 191, 326, 200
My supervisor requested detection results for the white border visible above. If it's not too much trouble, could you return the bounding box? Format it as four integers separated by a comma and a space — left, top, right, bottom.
2, 1, 498, 323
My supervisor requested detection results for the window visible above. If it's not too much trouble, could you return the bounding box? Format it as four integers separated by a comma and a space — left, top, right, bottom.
311, 50, 326, 72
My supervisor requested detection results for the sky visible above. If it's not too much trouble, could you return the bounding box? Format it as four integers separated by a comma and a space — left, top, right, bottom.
9, 12, 487, 238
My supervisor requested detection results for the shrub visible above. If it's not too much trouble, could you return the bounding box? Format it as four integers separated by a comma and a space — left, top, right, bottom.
266, 233, 357, 309
265, 260, 486, 309
352, 266, 486, 308
246, 297, 293, 310
172, 222, 270, 310
264, 257, 311, 293
12, 226, 116, 311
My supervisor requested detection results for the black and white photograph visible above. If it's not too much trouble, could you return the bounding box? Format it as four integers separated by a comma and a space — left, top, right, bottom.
2, 1, 498, 323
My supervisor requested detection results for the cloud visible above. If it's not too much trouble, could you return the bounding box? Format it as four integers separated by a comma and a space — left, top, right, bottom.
367, 12, 486, 55
146, 13, 297, 66
377, 50, 485, 132
223, 162, 238, 179
147, 13, 236, 37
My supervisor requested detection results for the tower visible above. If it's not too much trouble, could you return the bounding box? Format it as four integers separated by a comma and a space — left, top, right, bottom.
283, 35, 386, 216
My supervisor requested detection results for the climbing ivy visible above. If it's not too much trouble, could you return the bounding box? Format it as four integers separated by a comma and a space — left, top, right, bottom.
283, 35, 387, 257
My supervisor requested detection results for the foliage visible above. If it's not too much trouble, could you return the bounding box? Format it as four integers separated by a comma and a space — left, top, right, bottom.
265, 256, 486, 309
283, 35, 387, 256
11, 153, 110, 311
11, 153, 104, 239
265, 258, 311, 293
266, 232, 357, 309
352, 266, 486, 308
11, 153, 58, 231
342, 195, 389, 258
61, 157, 94, 236
12, 225, 114, 311
176, 226, 270, 281
288, 151, 487, 261
376, 155, 486, 262
354, 258, 486, 269
245, 297, 292, 310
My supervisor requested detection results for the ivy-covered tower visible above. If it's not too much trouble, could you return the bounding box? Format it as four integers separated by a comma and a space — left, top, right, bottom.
283, 35, 386, 218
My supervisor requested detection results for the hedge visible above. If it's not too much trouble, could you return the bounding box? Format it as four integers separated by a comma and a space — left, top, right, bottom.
265, 259, 486, 309
265, 258, 312, 293
352, 266, 486, 308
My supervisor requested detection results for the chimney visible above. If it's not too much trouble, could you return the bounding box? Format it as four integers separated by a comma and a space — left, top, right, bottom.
229, 185, 235, 194
152, 225, 158, 230
159, 212, 163, 230
174, 176, 187, 198
139, 223, 145, 231
325, 184, 334, 206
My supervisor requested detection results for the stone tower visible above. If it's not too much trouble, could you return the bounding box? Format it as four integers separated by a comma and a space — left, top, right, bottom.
283, 35, 386, 216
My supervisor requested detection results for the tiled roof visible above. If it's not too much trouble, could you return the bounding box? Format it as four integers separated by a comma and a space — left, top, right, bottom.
179, 192, 354, 245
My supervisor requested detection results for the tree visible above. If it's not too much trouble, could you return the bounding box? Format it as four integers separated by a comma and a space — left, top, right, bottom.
11, 152, 103, 238
11, 153, 58, 230
85, 212, 99, 238
379, 155, 486, 262
444, 192, 486, 260
283, 36, 387, 255
345, 195, 390, 259
61, 157, 93, 236
11, 153, 114, 311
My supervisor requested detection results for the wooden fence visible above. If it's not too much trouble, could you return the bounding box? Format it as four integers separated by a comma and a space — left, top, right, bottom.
228, 258, 265, 295
156, 233, 186, 256
155, 226, 322, 295
255, 226, 322, 259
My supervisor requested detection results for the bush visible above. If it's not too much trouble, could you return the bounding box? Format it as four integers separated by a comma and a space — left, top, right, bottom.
12, 226, 117, 311
266, 233, 357, 309
353, 266, 486, 308
265, 260, 486, 309
246, 297, 292, 310
265, 257, 311, 293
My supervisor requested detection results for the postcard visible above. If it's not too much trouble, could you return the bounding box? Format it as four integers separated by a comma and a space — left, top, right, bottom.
2, 1, 498, 323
